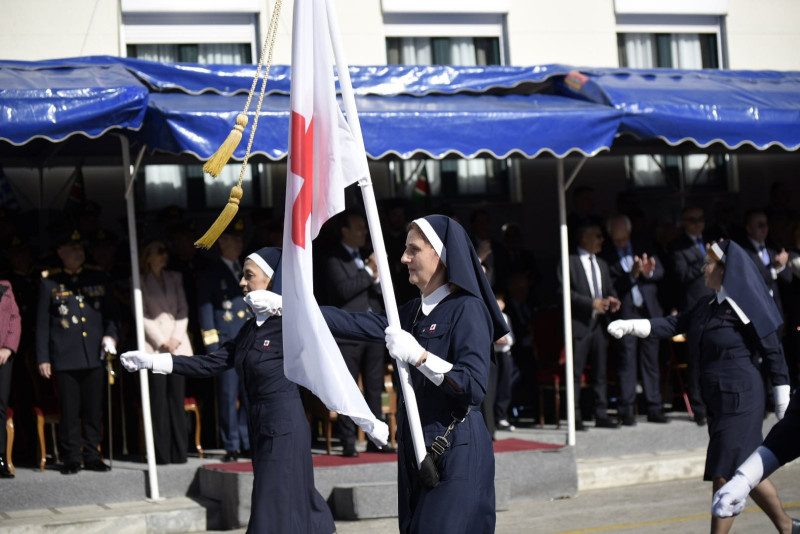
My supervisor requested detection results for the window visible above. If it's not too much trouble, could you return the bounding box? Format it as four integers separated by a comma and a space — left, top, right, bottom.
617, 28, 726, 191
127, 43, 257, 212
386, 36, 509, 201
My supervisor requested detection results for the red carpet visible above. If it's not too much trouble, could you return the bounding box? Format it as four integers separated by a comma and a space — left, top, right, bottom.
204, 438, 562, 472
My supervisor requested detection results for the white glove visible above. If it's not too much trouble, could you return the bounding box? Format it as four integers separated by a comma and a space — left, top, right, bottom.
712, 445, 781, 518
773, 384, 790, 420
244, 290, 282, 318
712, 473, 751, 518
384, 326, 425, 367
607, 319, 651, 339
101, 336, 117, 359
120, 351, 173, 375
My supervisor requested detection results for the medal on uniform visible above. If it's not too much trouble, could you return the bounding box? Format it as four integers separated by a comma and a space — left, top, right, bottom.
58, 303, 68, 316
60, 319, 69, 329
223, 311, 233, 322
237, 310, 245, 319
222, 299, 233, 310
71, 315, 79, 324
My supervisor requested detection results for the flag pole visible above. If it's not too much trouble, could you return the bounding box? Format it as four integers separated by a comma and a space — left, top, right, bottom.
324, 0, 427, 468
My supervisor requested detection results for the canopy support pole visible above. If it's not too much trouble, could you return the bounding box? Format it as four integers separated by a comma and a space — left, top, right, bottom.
557, 157, 585, 447
117, 135, 160, 500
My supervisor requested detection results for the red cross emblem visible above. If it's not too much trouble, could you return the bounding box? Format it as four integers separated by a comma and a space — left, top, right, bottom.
290, 111, 314, 248
429, 324, 436, 333
263, 340, 271, 348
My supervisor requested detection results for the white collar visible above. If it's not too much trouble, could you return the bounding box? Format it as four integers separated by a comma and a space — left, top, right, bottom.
341, 242, 357, 256
748, 237, 766, 250
577, 247, 592, 259
715, 286, 750, 325
421, 284, 452, 316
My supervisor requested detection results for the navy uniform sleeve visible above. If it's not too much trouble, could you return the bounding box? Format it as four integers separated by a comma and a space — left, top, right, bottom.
196, 270, 219, 352
763, 393, 800, 466
439, 298, 493, 406
36, 278, 51, 366
320, 306, 388, 341
171, 338, 236, 377
649, 300, 700, 339
757, 330, 790, 387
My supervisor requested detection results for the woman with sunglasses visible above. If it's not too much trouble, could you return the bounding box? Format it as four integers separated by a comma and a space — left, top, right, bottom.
139, 239, 193, 464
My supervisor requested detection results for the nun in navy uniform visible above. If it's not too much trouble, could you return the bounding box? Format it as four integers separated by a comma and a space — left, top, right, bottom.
321, 215, 508, 534
121, 248, 335, 534
609, 239, 793, 534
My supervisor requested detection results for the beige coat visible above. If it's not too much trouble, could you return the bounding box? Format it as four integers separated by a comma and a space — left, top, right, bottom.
141, 270, 193, 356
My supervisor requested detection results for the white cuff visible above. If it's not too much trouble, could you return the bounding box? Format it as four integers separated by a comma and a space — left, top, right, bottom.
773, 384, 791, 420
152, 353, 173, 375
737, 446, 780, 490
631, 319, 651, 338
418, 352, 453, 386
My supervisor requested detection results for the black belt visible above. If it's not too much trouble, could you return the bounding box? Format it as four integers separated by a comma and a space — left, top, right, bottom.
418, 406, 470, 489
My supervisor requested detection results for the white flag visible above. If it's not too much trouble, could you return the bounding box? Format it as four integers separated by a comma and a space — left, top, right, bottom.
282, 0, 388, 446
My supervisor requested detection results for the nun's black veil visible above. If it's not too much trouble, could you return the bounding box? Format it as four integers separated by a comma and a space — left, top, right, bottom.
415, 215, 509, 339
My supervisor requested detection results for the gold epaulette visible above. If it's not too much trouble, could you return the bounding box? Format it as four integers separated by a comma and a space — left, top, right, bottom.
201, 329, 220, 346
41, 268, 62, 278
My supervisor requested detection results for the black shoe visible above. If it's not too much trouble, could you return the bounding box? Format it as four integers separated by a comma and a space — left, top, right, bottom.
595, 417, 620, 429
366, 442, 396, 454
790, 518, 799, 534
0, 455, 13, 478
61, 461, 81, 475
83, 459, 111, 472
221, 450, 239, 462
342, 445, 359, 458
620, 414, 637, 426
647, 412, 670, 424
240, 449, 252, 459
575, 420, 587, 431
694, 414, 707, 426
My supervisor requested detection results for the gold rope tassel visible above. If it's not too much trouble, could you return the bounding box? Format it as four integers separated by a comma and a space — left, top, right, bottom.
194, 186, 243, 249
202, 114, 248, 177
195, 0, 283, 248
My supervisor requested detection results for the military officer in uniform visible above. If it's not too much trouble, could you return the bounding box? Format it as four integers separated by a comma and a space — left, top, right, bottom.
36, 228, 118, 474
197, 218, 251, 461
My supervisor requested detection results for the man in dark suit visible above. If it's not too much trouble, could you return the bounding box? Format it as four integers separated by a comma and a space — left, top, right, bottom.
320, 210, 386, 457
604, 215, 668, 426
668, 205, 712, 425
197, 218, 251, 462
558, 222, 621, 430
36, 228, 118, 474
737, 209, 791, 316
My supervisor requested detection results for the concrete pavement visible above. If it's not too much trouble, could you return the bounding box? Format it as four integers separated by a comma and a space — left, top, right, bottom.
0, 411, 786, 532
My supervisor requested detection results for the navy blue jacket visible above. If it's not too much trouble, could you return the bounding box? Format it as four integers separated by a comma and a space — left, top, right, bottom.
36, 266, 118, 371
323, 290, 496, 534
172, 317, 334, 534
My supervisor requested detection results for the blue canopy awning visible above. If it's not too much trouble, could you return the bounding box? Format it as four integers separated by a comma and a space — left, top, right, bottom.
142, 91, 622, 160
0, 62, 148, 146
560, 68, 800, 151
2, 56, 799, 160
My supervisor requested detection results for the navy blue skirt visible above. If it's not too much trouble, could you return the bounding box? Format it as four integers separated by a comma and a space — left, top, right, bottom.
246, 389, 335, 534
701, 357, 764, 481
